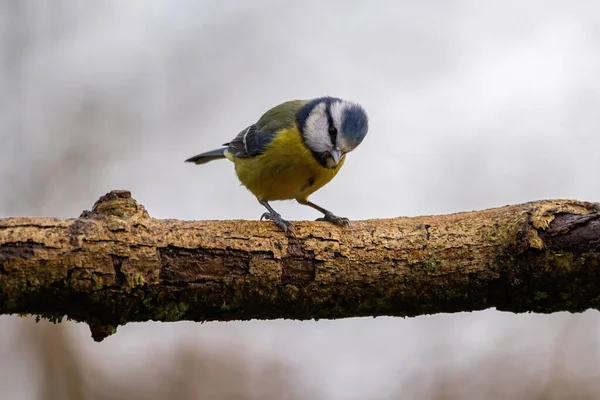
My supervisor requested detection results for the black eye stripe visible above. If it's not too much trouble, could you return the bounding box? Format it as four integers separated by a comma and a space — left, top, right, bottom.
325, 103, 337, 146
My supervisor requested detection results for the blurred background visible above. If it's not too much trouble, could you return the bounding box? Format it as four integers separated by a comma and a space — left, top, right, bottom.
2, 0, 600, 398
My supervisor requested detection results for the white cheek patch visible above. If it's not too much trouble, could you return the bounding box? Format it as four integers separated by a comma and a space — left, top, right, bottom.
303, 102, 332, 153
337, 137, 351, 154
337, 131, 358, 154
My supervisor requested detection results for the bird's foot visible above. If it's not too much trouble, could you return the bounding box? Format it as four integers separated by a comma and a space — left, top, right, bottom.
316, 212, 350, 227
261, 212, 294, 234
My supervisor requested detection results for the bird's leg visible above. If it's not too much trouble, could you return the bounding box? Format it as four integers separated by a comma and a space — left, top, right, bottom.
259, 200, 294, 233
300, 200, 350, 227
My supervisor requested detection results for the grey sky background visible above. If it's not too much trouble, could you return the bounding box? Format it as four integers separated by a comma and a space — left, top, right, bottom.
1, 1, 600, 398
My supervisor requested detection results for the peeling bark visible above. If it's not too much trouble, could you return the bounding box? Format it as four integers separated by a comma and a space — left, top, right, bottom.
1, 190, 599, 341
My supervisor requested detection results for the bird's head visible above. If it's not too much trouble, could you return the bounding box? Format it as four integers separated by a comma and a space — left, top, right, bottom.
297, 97, 369, 169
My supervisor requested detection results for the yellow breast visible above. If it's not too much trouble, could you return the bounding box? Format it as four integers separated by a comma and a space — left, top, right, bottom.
227, 127, 345, 202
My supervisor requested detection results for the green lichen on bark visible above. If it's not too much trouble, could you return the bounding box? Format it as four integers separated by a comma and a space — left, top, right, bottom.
1, 191, 600, 342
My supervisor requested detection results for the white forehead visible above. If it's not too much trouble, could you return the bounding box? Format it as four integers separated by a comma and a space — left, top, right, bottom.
328, 100, 346, 132
329, 100, 358, 152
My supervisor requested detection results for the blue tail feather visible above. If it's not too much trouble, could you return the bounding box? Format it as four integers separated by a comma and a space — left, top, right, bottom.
185, 147, 227, 165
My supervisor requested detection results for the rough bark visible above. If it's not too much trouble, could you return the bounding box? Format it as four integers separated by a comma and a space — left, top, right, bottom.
1, 190, 599, 341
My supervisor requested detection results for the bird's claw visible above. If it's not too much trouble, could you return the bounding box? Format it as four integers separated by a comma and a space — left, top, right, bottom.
261, 212, 295, 234
316, 212, 350, 227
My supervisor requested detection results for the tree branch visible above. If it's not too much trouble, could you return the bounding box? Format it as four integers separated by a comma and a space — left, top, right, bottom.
1, 190, 599, 341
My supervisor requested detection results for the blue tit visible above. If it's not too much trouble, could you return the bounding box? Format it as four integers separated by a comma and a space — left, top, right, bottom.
185, 96, 369, 233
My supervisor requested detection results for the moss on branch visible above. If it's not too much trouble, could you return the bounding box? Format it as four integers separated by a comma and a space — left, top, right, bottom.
1, 190, 599, 341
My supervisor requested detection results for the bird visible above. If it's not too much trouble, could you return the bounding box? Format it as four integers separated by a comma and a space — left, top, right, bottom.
185, 96, 369, 233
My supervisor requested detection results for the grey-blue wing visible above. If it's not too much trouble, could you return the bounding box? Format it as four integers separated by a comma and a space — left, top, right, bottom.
223, 125, 277, 158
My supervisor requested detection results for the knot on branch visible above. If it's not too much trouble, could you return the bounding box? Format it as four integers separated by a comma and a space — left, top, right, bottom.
524, 200, 600, 250
89, 323, 117, 342
80, 190, 149, 221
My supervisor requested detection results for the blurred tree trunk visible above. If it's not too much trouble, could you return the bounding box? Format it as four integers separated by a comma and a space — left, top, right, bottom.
1, 190, 599, 341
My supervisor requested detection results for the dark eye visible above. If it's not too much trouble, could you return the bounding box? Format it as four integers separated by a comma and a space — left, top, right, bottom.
328, 125, 337, 137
